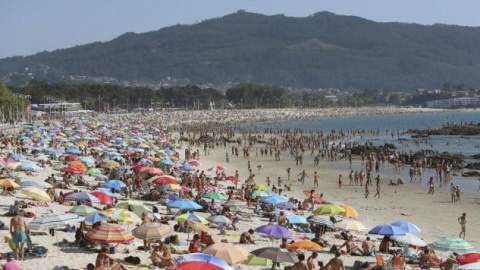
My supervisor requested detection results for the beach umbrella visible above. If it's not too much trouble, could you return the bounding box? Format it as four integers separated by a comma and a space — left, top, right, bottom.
139, 167, 164, 175
0, 179, 20, 188
132, 222, 174, 240
202, 243, 249, 265
20, 181, 52, 189
102, 180, 126, 191
79, 157, 96, 165
225, 176, 240, 182
392, 233, 426, 247
430, 238, 476, 253
255, 225, 292, 238
307, 216, 335, 228
85, 224, 134, 244
87, 168, 101, 175
302, 190, 325, 204
115, 200, 151, 217
391, 221, 421, 234
252, 190, 269, 198
174, 253, 234, 270
84, 211, 108, 225
160, 159, 174, 166
1, 158, 16, 163
68, 161, 87, 171
369, 225, 406, 236
207, 165, 227, 172
167, 199, 202, 211
203, 192, 227, 200
100, 160, 120, 169
11, 154, 27, 161
175, 212, 208, 224
17, 163, 43, 172
313, 205, 346, 216
91, 192, 113, 205
21, 187, 51, 202
66, 148, 81, 155
188, 160, 202, 167
29, 213, 80, 230
340, 205, 359, 217
91, 173, 109, 180
99, 208, 142, 225
61, 166, 85, 174
207, 215, 232, 225
92, 188, 115, 197
179, 163, 192, 171
250, 247, 298, 268
187, 219, 210, 234
68, 205, 97, 216
150, 175, 178, 185
161, 194, 179, 201
245, 254, 277, 267
263, 195, 288, 205
288, 240, 323, 251
457, 253, 480, 265
222, 200, 247, 209
335, 220, 366, 232
254, 184, 268, 191
459, 262, 480, 270
287, 214, 307, 224
275, 202, 298, 210
65, 192, 101, 204
175, 262, 227, 270
8, 172, 27, 180
163, 184, 181, 191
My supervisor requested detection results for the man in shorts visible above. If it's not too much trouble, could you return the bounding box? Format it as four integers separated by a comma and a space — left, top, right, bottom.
10, 211, 28, 260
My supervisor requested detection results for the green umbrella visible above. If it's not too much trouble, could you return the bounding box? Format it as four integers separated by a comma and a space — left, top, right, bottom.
252, 190, 269, 198
202, 192, 227, 200
87, 168, 101, 175
53, 164, 67, 171
115, 200, 151, 217
313, 205, 346, 216
246, 254, 275, 266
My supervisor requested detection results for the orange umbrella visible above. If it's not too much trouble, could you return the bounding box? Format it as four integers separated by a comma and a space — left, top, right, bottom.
147, 156, 160, 162
288, 240, 323, 251
340, 204, 359, 217
139, 167, 164, 175
68, 161, 87, 171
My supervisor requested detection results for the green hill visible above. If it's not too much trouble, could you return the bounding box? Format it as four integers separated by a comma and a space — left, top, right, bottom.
2, 10, 480, 90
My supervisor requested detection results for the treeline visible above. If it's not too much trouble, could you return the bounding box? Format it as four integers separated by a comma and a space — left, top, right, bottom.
0, 83, 30, 122
301, 88, 402, 108
225, 83, 290, 108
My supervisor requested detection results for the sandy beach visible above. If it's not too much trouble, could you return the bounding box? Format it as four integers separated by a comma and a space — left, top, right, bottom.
0, 108, 478, 270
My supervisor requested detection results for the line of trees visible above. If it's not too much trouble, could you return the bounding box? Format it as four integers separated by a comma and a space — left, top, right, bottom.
0, 83, 31, 123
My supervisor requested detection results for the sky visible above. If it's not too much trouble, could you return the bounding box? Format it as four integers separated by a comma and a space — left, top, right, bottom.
1, 0, 480, 59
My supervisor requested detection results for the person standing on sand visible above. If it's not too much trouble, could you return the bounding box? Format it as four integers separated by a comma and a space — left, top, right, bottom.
314, 171, 319, 188
298, 170, 308, 185
364, 183, 369, 199
428, 177, 435, 194
374, 175, 382, 198
286, 167, 291, 181
10, 211, 27, 261
458, 213, 466, 239
338, 175, 343, 189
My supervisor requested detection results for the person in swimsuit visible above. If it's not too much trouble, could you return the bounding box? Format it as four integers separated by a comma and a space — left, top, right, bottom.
458, 213, 466, 239
307, 252, 318, 270
10, 211, 27, 261
95, 246, 128, 270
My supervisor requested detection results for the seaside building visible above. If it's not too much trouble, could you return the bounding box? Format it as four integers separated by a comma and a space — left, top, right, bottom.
426, 97, 480, 108
31, 103, 93, 116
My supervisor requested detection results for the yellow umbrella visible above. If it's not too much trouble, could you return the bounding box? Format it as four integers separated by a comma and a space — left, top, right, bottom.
0, 179, 20, 188
340, 204, 359, 217
254, 184, 267, 191
100, 161, 120, 169
21, 187, 51, 202
187, 219, 209, 233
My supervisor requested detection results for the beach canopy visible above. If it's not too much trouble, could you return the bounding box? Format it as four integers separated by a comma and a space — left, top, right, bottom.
29, 213, 80, 230
255, 225, 292, 238
391, 221, 421, 234
307, 216, 334, 228
167, 199, 202, 211
65, 192, 101, 204
21, 187, 51, 202
68, 205, 97, 216
132, 222, 174, 240
207, 215, 232, 225
288, 240, 323, 251
392, 233, 426, 247
287, 214, 307, 224
85, 224, 134, 244
335, 220, 366, 232
430, 238, 476, 253
115, 200, 151, 216
251, 247, 298, 264
202, 243, 249, 265
174, 253, 234, 270
175, 212, 208, 224
99, 208, 142, 225
369, 225, 406, 236
313, 205, 345, 216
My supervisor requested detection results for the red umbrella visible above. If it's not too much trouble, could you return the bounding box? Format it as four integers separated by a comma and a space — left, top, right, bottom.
303, 190, 325, 204
152, 176, 178, 185
175, 262, 225, 270
139, 167, 164, 175
91, 192, 113, 205
226, 176, 240, 182
65, 155, 79, 162
458, 253, 480, 265
63, 190, 78, 197
133, 165, 143, 172
62, 166, 86, 174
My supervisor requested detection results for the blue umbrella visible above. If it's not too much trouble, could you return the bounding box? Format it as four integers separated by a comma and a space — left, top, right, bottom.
18, 163, 43, 172
140, 158, 154, 166
84, 211, 108, 225
275, 202, 298, 209
46, 150, 63, 156
174, 253, 235, 270
179, 163, 192, 171
162, 194, 179, 201
287, 214, 307, 224
391, 221, 421, 234
65, 192, 101, 204
263, 195, 288, 205
102, 180, 126, 191
132, 148, 144, 153
20, 181, 44, 189
112, 156, 126, 162
92, 173, 109, 180
369, 225, 406, 236
79, 157, 96, 165
160, 159, 174, 166
166, 199, 202, 211
12, 154, 26, 160
66, 148, 81, 154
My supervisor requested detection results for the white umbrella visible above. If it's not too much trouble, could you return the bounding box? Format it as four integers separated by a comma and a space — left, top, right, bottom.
392, 233, 426, 247
336, 220, 367, 232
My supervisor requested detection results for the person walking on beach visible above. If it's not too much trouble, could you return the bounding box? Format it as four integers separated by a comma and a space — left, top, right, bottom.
314, 171, 319, 188
298, 170, 308, 185
286, 167, 291, 181
428, 177, 435, 194
458, 213, 466, 239
364, 183, 369, 199
338, 175, 343, 189
374, 175, 382, 198
10, 211, 27, 260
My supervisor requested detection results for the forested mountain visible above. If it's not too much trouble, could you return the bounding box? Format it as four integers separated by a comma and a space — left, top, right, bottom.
2, 10, 480, 90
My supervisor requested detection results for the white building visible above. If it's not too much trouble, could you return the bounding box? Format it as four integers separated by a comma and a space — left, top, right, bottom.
426, 97, 480, 108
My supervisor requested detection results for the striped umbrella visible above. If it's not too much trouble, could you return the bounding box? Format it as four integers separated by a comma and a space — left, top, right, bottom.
133, 222, 174, 240
21, 187, 51, 202
252, 190, 269, 198
307, 216, 335, 228
20, 181, 53, 189
29, 213, 81, 230
65, 192, 101, 204
149, 175, 178, 185
68, 205, 97, 216
175, 212, 208, 224
207, 215, 232, 225
430, 238, 476, 253
85, 224, 134, 244
163, 184, 181, 191
335, 220, 366, 232
99, 208, 142, 225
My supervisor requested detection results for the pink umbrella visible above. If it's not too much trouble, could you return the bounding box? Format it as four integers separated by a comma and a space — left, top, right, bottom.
207, 166, 227, 172
181, 186, 192, 192
188, 160, 202, 166
1, 158, 16, 163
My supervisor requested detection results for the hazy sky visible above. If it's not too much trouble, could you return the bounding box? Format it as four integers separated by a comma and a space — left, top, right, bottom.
2, 0, 480, 59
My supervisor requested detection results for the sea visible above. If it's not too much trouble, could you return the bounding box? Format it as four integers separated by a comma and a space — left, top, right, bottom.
242, 110, 480, 194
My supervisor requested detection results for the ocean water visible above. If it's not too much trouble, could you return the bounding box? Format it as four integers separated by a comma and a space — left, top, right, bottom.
242, 110, 480, 194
